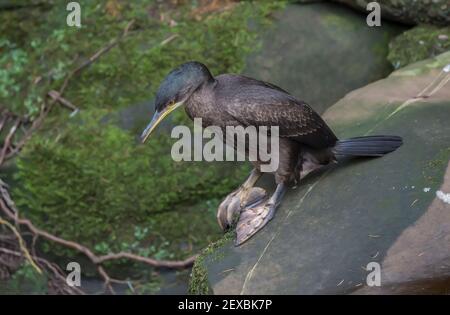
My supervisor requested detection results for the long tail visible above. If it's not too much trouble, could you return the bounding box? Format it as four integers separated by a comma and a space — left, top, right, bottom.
332, 135, 403, 157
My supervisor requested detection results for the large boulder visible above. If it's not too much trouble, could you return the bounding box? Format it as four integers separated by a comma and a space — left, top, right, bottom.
245, 2, 405, 114
190, 51, 450, 294
331, 0, 450, 26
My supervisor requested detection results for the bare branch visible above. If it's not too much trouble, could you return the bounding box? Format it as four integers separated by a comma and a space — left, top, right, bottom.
0, 118, 20, 165
47, 90, 79, 112
0, 218, 42, 274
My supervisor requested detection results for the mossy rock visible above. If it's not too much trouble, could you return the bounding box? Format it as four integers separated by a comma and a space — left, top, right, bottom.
388, 25, 450, 69
331, 0, 450, 26
190, 51, 450, 294
189, 231, 235, 295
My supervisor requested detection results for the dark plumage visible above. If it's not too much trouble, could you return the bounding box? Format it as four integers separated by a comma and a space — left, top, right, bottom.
141, 61, 403, 245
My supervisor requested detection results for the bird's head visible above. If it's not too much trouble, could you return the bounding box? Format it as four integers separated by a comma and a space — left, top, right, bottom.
140, 61, 213, 143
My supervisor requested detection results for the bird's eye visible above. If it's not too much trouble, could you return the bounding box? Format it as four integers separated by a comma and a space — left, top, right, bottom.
168, 100, 175, 107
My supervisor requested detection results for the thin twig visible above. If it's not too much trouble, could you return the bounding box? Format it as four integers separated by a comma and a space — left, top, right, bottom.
160, 34, 179, 46
0, 115, 8, 134
59, 19, 135, 94
47, 90, 79, 112
2, 101, 53, 162
96, 252, 197, 269
0, 218, 42, 274
97, 265, 116, 294
0, 118, 20, 165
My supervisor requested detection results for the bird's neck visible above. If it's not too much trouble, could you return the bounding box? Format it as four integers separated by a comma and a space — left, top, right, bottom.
185, 78, 216, 122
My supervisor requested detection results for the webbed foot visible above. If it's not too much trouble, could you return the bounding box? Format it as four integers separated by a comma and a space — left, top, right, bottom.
234, 183, 287, 246
217, 187, 266, 231
235, 200, 276, 246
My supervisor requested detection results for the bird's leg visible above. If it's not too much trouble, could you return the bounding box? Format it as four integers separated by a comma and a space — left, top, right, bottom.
238, 169, 263, 207
217, 169, 265, 231
235, 182, 287, 246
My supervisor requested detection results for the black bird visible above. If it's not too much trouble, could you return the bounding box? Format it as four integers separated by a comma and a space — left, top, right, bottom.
141, 61, 403, 245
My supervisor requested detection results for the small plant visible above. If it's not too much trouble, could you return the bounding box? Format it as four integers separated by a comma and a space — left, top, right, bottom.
7, 262, 48, 294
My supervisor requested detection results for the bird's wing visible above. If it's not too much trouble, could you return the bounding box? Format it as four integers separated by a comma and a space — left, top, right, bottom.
221, 80, 337, 148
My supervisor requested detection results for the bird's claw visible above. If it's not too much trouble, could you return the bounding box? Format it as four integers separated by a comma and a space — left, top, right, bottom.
235, 201, 276, 246
217, 187, 266, 231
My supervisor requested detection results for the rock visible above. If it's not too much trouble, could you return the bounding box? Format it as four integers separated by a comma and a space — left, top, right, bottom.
330, 0, 450, 26
245, 2, 405, 114
388, 25, 450, 69
190, 51, 450, 294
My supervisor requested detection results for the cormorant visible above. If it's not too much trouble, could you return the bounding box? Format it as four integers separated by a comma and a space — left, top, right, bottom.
141, 61, 403, 246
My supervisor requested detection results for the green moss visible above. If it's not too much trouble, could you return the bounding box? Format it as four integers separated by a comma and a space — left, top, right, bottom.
423, 147, 450, 185
188, 231, 234, 295
388, 25, 450, 69
13, 109, 250, 259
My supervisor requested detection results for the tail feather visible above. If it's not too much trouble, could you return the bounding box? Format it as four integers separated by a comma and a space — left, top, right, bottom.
333, 135, 403, 157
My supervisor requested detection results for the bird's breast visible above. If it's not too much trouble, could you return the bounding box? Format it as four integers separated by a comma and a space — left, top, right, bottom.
185, 95, 235, 129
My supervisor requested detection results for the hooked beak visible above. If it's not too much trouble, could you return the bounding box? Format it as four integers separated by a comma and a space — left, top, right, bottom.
140, 102, 182, 143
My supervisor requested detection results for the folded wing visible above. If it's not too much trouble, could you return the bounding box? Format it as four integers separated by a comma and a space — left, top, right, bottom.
221, 76, 338, 149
